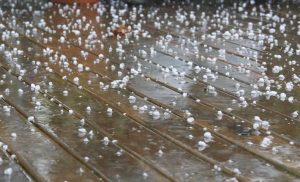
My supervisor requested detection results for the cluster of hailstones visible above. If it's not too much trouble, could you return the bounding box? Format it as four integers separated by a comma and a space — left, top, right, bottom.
0, 0, 299, 178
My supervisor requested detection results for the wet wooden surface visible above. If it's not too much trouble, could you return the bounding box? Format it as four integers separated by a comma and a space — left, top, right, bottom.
0, 0, 299, 181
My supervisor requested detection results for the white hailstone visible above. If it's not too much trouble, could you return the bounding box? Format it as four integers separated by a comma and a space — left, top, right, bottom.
116, 150, 123, 157
63, 90, 68, 96
269, 28, 276, 34
152, 110, 160, 120
143, 172, 148, 179
253, 122, 260, 130
86, 106, 91, 112
218, 49, 226, 58
278, 75, 285, 81
163, 112, 171, 119
73, 77, 79, 85
69, 110, 74, 114
261, 120, 270, 130
3, 106, 11, 113
34, 85, 40, 92
111, 65, 116, 71
128, 96, 136, 104
274, 54, 282, 59
35, 101, 41, 110
4, 88, 9, 95
17, 89, 23, 95
78, 128, 87, 134
187, 117, 195, 124
83, 138, 89, 144
260, 137, 273, 148
102, 137, 110, 145
288, 97, 294, 103
194, 66, 201, 73
2, 145, 8, 151
11, 133, 17, 138
107, 108, 113, 115
139, 50, 147, 58
223, 31, 231, 39
197, 141, 207, 151
28, 116, 34, 122
257, 78, 265, 87
279, 93, 286, 101
80, 119, 85, 126
233, 168, 241, 175
119, 63, 125, 70
235, 83, 240, 90
84, 157, 89, 162
217, 111, 223, 116
203, 131, 213, 142
48, 82, 53, 88
77, 64, 84, 72
4, 168, 13, 175
188, 134, 194, 140
157, 149, 164, 157
217, 111, 223, 120
291, 111, 298, 118
285, 82, 294, 92
88, 130, 94, 138
251, 90, 260, 98
59, 36, 65, 43
132, 105, 138, 110
272, 66, 282, 74
139, 105, 148, 113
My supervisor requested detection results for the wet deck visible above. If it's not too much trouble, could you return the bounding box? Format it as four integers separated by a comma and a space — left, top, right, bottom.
0, 0, 299, 181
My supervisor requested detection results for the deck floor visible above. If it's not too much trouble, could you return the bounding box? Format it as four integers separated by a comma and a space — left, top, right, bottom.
0, 0, 300, 181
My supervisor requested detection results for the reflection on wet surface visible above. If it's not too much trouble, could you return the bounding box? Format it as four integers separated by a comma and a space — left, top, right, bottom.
0, 0, 300, 181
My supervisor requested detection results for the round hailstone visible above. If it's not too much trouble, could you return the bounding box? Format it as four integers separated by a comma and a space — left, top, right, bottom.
128, 96, 136, 104
86, 106, 91, 112
73, 77, 79, 85
233, 168, 241, 175
152, 110, 160, 120
143, 172, 148, 179
3, 106, 11, 113
285, 82, 294, 92
217, 111, 223, 120
78, 128, 87, 134
17, 89, 23, 95
157, 149, 164, 157
187, 117, 194, 124
197, 141, 207, 151
48, 82, 53, 88
28, 116, 34, 122
292, 111, 299, 118
78, 64, 84, 72
253, 122, 260, 130
107, 108, 113, 115
11, 133, 17, 138
279, 93, 286, 101
63, 90, 68, 96
260, 137, 272, 148
163, 111, 171, 119
203, 131, 213, 142
4, 168, 13, 175
102, 137, 110, 146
